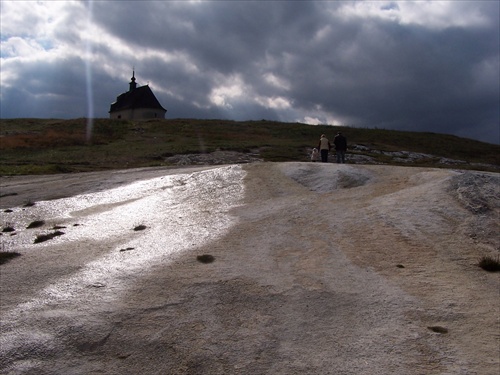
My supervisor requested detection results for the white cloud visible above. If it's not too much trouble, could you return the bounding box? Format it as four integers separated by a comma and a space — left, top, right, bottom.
263, 73, 291, 91
255, 96, 291, 110
1, 37, 46, 58
303, 116, 323, 125
338, 1, 491, 29
1, 1, 66, 37
209, 75, 246, 108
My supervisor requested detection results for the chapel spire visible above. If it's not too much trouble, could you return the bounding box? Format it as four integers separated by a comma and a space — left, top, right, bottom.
129, 70, 137, 92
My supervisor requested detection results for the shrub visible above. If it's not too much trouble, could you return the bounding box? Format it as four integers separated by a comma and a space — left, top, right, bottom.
2, 225, 15, 233
478, 255, 500, 272
0, 251, 21, 265
23, 200, 36, 207
428, 326, 448, 334
27, 220, 45, 229
196, 254, 215, 264
34, 231, 65, 244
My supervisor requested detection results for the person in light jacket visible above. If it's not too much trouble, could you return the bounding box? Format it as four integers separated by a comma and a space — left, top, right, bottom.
318, 134, 331, 163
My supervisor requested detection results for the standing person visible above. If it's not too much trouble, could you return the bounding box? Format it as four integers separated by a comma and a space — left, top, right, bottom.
333, 131, 347, 163
311, 148, 319, 162
318, 134, 331, 163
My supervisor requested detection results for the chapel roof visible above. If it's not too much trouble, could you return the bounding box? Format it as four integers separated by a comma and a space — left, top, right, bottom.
110, 85, 166, 112
109, 71, 167, 113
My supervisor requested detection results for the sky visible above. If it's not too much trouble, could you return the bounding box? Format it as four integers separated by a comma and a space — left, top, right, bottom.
1, 1, 499, 144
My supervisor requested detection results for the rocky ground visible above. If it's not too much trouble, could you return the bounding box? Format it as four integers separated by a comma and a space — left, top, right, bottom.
162, 148, 499, 171
0, 160, 499, 375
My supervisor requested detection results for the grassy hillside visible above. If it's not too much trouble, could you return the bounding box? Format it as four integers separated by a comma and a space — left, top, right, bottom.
0, 118, 499, 175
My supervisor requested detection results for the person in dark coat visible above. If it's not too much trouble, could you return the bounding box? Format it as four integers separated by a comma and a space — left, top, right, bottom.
333, 132, 347, 163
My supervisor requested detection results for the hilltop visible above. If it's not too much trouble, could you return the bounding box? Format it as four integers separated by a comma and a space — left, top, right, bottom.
1, 118, 499, 175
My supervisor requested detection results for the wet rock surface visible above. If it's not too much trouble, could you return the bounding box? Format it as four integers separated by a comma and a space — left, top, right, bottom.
0, 162, 498, 374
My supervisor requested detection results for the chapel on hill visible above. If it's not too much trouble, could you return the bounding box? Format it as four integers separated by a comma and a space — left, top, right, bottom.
109, 71, 167, 120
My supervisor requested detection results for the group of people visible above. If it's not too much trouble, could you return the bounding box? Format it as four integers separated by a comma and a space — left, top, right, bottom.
311, 132, 347, 163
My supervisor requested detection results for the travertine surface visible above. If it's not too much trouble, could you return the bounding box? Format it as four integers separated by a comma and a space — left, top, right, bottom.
1, 162, 498, 375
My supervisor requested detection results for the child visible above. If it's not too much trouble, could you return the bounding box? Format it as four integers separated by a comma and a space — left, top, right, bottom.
311, 148, 319, 162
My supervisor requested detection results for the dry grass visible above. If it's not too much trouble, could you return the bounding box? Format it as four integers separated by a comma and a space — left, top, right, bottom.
26, 220, 45, 229
34, 231, 65, 244
2, 224, 15, 233
0, 251, 21, 265
1, 118, 499, 175
478, 255, 500, 272
196, 254, 215, 264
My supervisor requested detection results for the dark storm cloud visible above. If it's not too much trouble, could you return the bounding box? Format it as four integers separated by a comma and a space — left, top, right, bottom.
1, 1, 498, 144
89, 1, 327, 113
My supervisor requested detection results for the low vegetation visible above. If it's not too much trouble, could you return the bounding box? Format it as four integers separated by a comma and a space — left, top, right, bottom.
0, 118, 499, 175
2, 224, 15, 233
34, 231, 65, 244
0, 251, 21, 265
478, 255, 500, 272
26, 220, 45, 229
196, 254, 215, 264
427, 326, 449, 334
